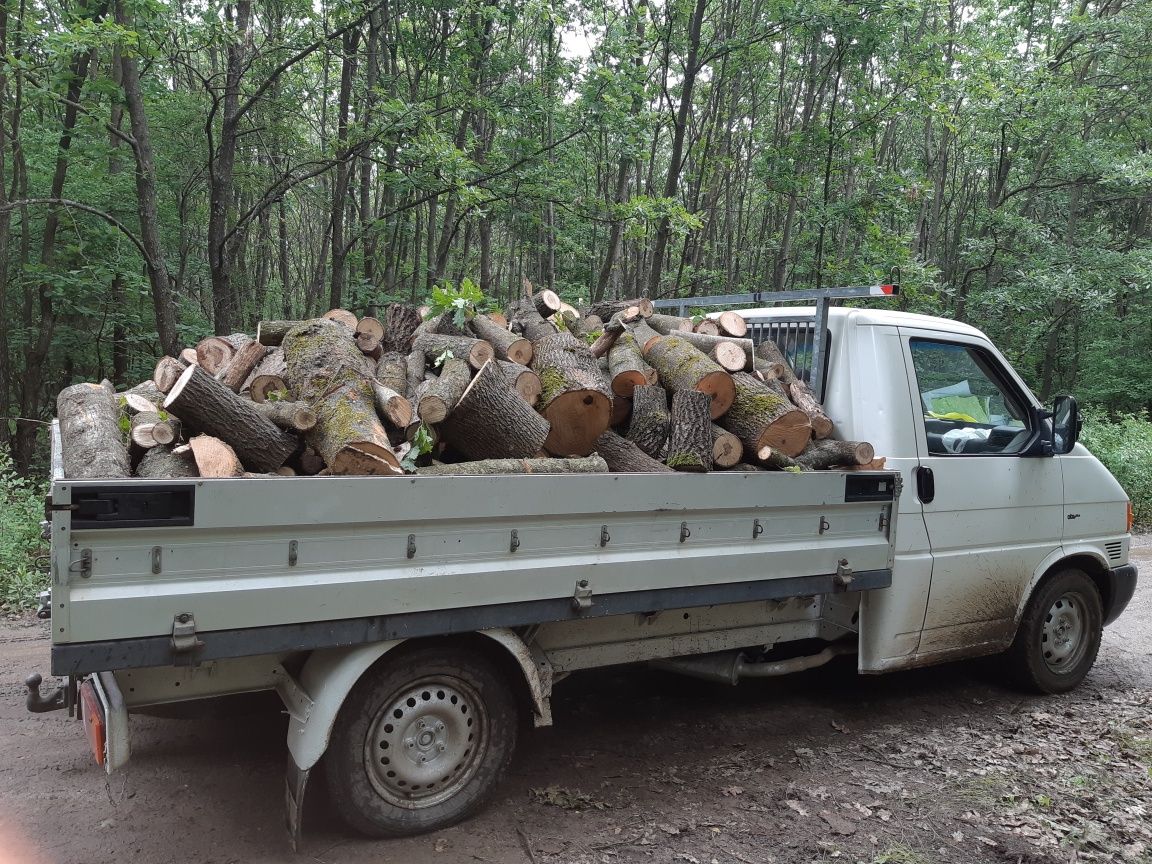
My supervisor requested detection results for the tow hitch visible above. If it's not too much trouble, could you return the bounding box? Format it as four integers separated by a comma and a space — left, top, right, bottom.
24, 672, 67, 713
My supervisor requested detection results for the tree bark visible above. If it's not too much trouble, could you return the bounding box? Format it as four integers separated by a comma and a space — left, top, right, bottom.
498, 361, 542, 406
376, 352, 408, 396
136, 444, 198, 478
795, 439, 875, 469
595, 429, 673, 473
645, 313, 694, 334
257, 320, 302, 346
253, 400, 317, 432
586, 297, 653, 321
665, 389, 712, 472
57, 381, 131, 478
165, 365, 298, 472
412, 333, 495, 371
439, 359, 551, 459
608, 332, 658, 396
644, 336, 735, 419
416, 357, 471, 423
383, 303, 423, 354
531, 331, 613, 456
218, 340, 268, 392
469, 314, 533, 365
718, 372, 812, 459
756, 340, 833, 437
626, 384, 669, 458
281, 318, 401, 474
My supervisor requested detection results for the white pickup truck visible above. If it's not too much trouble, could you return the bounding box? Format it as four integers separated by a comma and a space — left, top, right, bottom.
26, 305, 1135, 843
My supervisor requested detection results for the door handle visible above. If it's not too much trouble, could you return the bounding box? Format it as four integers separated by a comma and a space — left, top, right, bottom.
915, 466, 935, 504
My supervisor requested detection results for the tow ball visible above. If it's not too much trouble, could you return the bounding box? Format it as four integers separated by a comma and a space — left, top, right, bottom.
25, 673, 67, 714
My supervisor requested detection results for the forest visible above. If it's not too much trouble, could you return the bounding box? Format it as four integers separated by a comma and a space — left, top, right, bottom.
0, 0, 1150, 474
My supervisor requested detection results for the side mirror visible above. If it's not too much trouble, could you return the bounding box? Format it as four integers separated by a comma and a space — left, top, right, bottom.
1052, 395, 1080, 455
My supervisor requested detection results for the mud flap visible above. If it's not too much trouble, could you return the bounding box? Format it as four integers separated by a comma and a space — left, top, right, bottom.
284, 756, 310, 852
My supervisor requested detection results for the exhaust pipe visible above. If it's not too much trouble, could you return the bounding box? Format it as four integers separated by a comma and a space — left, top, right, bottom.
651, 642, 856, 686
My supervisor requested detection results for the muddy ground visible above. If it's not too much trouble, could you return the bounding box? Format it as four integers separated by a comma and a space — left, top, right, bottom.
1, 545, 1149, 864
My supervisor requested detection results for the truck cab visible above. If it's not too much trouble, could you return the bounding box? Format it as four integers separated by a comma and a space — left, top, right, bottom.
736, 306, 1136, 686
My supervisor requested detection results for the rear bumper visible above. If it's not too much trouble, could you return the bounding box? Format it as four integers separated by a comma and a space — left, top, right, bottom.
1103, 563, 1138, 626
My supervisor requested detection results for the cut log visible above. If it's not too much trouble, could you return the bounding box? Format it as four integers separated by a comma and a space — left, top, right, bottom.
153, 356, 187, 393
412, 333, 495, 371
718, 372, 813, 459
752, 358, 785, 380
221, 333, 253, 352
573, 314, 604, 338
282, 319, 402, 475
594, 429, 673, 473
716, 311, 747, 338
275, 465, 297, 477
469, 314, 533, 365
626, 384, 669, 458
415, 310, 469, 339
608, 332, 658, 397
669, 329, 754, 369
217, 340, 269, 392
195, 336, 235, 374
383, 304, 423, 354
417, 455, 607, 476
322, 308, 359, 330
188, 434, 243, 477
711, 424, 742, 468
254, 400, 318, 433
370, 382, 413, 429
249, 375, 289, 403
405, 348, 427, 397
356, 317, 385, 342
709, 341, 747, 373
587, 297, 653, 320
498, 361, 542, 406
355, 331, 384, 360
439, 359, 551, 460
694, 319, 720, 336
843, 457, 888, 471
531, 331, 613, 456
376, 352, 409, 396
165, 365, 298, 472
644, 335, 735, 419
629, 320, 663, 354
135, 444, 198, 478
415, 357, 471, 424
795, 439, 875, 470
242, 349, 287, 392
531, 289, 562, 318
646, 313, 694, 334
756, 340, 834, 438
256, 320, 303, 346
508, 303, 557, 342
756, 446, 811, 471
124, 380, 164, 409
130, 411, 178, 448
57, 381, 132, 478
589, 307, 642, 358
179, 348, 198, 366
665, 390, 713, 472
122, 391, 159, 415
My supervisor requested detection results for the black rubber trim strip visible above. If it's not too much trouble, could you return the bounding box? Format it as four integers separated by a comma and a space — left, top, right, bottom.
51, 568, 891, 676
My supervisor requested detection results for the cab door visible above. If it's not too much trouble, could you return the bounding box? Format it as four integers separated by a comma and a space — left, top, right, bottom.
900, 329, 1064, 657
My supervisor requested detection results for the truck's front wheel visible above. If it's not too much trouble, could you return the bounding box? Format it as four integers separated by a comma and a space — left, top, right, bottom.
1006, 568, 1102, 694
324, 643, 519, 837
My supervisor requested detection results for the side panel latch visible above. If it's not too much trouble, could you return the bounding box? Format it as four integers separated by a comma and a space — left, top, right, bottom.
572, 579, 593, 613
171, 612, 203, 655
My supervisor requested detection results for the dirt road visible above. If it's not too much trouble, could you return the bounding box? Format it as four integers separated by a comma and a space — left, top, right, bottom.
2, 547, 1149, 864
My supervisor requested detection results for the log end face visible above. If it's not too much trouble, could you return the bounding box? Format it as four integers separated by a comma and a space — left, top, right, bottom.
542, 390, 611, 456
698, 371, 736, 419
763, 409, 814, 457
507, 339, 533, 366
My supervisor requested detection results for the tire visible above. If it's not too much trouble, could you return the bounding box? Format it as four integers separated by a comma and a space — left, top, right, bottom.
1006, 568, 1102, 694
323, 642, 520, 838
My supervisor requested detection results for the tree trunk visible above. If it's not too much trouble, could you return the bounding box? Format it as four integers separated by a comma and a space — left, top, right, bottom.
469, 314, 533, 365
796, 439, 875, 470
531, 331, 613, 456
415, 357, 471, 423
608, 332, 658, 396
665, 389, 712, 471
57, 381, 131, 478
383, 303, 423, 353
253, 400, 317, 432
328, 29, 360, 310
587, 298, 653, 321
628, 320, 663, 354
644, 336, 735, 419
594, 429, 673, 473
218, 340, 268, 392
136, 444, 198, 478
439, 359, 551, 459
281, 319, 401, 474
375, 353, 409, 396
417, 455, 607, 476
498, 361, 542, 406
257, 320, 302, 346
165, 365, 298, 472
371, 382, 413, 429
626, 384, 669, 458
412, 333, 495, 371
719, 372, 812, 459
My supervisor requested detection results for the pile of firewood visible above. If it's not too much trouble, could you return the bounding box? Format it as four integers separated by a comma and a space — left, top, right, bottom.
55, 289, 884, 479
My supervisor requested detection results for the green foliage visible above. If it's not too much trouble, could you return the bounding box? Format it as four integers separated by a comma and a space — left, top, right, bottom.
1080, 412, 1152, 528
0, 448, 47, 610
400, 423, 435, 472
427, 279, 487, 328
432, 348, 454, 369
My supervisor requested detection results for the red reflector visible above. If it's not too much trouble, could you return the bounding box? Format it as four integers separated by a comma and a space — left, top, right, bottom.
79, 680, 106, 768
880, 284, 894, 294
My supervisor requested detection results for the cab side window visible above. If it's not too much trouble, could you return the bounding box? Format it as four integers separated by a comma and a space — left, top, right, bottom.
909, 339, 1031, 455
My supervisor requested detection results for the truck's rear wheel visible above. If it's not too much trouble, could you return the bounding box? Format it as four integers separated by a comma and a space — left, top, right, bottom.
1006, 568, 1102, 694
324, 643, 519, 837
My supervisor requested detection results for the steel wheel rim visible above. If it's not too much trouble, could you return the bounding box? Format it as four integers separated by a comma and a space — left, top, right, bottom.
364, 676, 488, 809
1041, 591, 1088, 673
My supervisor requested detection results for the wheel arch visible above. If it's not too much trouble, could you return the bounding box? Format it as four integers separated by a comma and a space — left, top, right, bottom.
1015, 546, 1111, 628
285, 629, 549, 773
